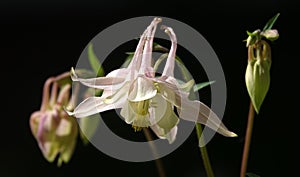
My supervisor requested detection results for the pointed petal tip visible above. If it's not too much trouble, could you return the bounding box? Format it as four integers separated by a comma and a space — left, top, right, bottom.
227, 131, 238, 137
154, 17, 162, 23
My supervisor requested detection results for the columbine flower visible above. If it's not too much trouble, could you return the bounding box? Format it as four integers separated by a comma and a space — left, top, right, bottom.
67, 17, 237, 143
30, 72, 78, 166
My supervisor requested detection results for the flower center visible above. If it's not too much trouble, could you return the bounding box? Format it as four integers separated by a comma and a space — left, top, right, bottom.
129, 100, 150, 132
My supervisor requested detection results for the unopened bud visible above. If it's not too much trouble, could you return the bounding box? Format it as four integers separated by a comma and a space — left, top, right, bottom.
245, 40, 271, 113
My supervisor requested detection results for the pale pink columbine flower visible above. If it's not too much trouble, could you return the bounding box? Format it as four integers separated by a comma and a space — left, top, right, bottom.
67, 18, 237, 143
30, 72, 78, 166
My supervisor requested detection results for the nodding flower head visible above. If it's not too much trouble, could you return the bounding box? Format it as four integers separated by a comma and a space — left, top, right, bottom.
30, 72, 78, 166
67, 17, 237, 144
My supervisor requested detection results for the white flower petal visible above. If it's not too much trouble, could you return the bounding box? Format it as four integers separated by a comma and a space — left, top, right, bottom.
106, 68, 129, 77
158, 79, 237, 137
149, 94, 168, 125
71, 68, 125, 89
150, 125, 178, 144
198, 102, 238, 137
161, 26, 177, 77
165, 126, 178, 144
67, 88, 127, 118
140, 18, 161, 73
120, 101, 136, 124
66, 97, 105, 118
128, 76, 157, 102
103, 83, 129, 104
153, 94, 179, 131
180, 98, 237, 137
148, 94, 179, 143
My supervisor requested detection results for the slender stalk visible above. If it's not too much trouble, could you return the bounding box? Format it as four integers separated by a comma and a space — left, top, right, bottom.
196, 123, 215, 177
143, 128, 167, 177
240, 102, 255, 177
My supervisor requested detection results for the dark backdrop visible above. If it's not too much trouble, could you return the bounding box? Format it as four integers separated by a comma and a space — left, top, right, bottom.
1, 0, 297, 177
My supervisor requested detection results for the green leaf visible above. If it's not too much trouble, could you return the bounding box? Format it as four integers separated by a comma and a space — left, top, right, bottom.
246, 31, 255, 37
121, 53, 134, 68
193, 81, 215, 92
153, 42, 169, 53
246, 172, 260, 177
263, 13, 280, 31
79, 114, 100, 145
87, 43, 105, 76
153, 53, 168, 72
175, 56, 192, 81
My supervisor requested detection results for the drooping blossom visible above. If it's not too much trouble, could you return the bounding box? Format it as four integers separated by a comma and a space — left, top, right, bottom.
67, 17, 237, 143
30, 72, 78, 166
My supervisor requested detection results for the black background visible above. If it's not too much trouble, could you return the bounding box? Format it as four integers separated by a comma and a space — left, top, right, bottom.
1, 0, 297, 177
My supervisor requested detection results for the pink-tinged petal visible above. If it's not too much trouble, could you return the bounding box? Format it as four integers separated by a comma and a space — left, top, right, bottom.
158, 80, 237, 137
71, 68, 125, 89
49, 82, 58, 107
66, 97, 104, 118
40, 77, 55, 111
144, 67, 155, 78
127, 28, 147, 73
128, 76, 157, 102
37, 114, 48, 144
140, 18, 161, 73
30, 111, 42, 137
103, 83, 130, 104
68, 84, 129, 118
197, 102, 238, 137
180, 99, 237, 137
106, 68, 130, 78
161, 26, 177, 77
127, 18, 161, 76
67, 82, 80, 109
56, 84, 71, 105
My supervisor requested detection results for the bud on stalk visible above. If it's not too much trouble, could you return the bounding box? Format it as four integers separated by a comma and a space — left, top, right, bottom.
245, 40, 271, 113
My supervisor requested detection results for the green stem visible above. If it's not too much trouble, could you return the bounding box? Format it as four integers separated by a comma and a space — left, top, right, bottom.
240, 102, 255, 177
196, 123, 215, 177
143, 128, 167, 177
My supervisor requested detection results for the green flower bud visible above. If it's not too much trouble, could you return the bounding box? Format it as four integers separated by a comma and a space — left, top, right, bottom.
245, 40, 271, 113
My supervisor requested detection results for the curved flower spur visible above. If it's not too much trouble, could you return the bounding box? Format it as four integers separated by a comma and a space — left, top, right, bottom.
67, 17, 237, 143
